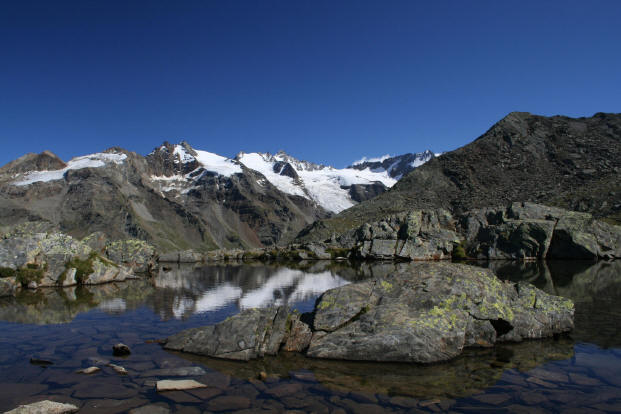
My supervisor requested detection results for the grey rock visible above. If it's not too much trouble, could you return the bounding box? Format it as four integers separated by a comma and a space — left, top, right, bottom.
307, 263, 573, 363
4, 400, 78, 414
112, 343, 131, 356
164, 307, 286, 361
156, 379, 206, 392
0, 277, 18, 297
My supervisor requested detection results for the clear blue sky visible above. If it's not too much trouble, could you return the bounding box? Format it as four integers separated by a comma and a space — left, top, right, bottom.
1, 0, 620, 168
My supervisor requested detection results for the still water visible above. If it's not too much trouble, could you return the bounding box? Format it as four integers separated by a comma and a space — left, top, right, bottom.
0, 260, 620, 413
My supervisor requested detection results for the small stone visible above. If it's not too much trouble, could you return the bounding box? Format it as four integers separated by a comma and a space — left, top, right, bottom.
4, 400, 79, 414
265, 383, 304, 398
27, 281, 37, 290
29, 357, 53, 366
156, 379, 207, 392
76, 366, 100, 374
205, 396, 251, 411
258, 371, 267, 381
108, 363, 128, 375
112, 343, 131, 356
129, 404, 170, 414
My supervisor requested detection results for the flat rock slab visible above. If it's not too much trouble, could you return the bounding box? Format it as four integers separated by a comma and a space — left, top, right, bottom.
5, 400, 78, 414
156, 379, 207, 392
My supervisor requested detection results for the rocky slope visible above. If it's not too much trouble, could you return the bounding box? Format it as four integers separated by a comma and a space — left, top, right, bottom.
0, 142, 432, 252
298, 112, 621, 242
164, 262, 574, 363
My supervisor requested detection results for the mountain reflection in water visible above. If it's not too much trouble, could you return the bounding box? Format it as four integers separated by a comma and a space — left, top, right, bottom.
0, 260, 620, 412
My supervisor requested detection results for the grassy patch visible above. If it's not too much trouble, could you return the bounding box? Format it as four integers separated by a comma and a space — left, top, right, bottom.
0, 267, 16, 278
15, 263, 47, 286
452, 241, 468, 260
64, 252, 97, 284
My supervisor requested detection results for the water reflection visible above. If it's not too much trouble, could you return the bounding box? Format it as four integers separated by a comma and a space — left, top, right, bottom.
473, 260, 621, 347
171, 337, 574, 399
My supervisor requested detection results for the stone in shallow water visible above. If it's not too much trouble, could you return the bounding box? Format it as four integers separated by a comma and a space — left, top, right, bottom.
156, 379, 207, 392
112, 343, 131, 356
129, 404, 170, 414
205, 396, 251, 411
139, 366, 206, 377
4, 400, 78, 414
76, 366, 100, 374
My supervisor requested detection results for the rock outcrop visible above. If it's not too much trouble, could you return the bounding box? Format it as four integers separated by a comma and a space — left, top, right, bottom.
164, 263, 574, 363
0, 231, 155, 295
300, 202, 621, 261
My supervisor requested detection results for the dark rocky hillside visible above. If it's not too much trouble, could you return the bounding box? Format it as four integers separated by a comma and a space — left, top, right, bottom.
298, 112, 621, 242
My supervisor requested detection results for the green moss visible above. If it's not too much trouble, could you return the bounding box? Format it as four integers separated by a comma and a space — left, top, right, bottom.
64, 252, 96, 284
15, 264, 45, 286
0, 267, 16, 278
452, 241, 468, 260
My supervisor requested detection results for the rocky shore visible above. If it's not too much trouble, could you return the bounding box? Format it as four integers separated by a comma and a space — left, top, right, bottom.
164, 262, 574, 364
156, 202, 621, 264
0, 228, 157, 297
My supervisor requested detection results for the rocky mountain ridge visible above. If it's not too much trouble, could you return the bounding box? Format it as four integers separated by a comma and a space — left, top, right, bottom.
298, 112, 621, 242
0, 142, 433, 252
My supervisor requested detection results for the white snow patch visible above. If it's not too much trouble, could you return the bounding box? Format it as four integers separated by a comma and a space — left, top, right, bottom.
193, 149, 242, 177
351, 154, 392, 166
237, 153, 306, 197
238, 152, 397, 213
12, 153, 127, 186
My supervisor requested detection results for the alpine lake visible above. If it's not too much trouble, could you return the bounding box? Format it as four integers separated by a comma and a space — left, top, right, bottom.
1, 259, 621, 414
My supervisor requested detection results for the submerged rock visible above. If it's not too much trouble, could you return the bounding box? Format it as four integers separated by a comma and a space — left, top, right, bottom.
156, 379, 207, 392
4, 400, 78, 414
164, 263, 574, 363
112, 343, 131, 356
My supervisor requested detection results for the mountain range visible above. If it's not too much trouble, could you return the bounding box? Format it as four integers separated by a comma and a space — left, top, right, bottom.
0, 141, 434, 251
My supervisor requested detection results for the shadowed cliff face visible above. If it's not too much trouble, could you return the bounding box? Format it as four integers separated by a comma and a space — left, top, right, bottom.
298, 112, 621, 242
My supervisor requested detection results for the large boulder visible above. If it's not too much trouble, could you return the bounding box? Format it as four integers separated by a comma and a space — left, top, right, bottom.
0, 232, 138, 287
307, 262, 573, 362
165, 306, 290, 361
463, 202, 621, 260
164, 263, 574, 364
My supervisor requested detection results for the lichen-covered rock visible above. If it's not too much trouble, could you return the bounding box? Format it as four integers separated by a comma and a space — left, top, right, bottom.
164, 306, 290, 361
165, 263, 574, 364
307, 263, 573, 363
0, 232, 140, 287
463, 202, 621, 260
0, 276, 18, 297
105, 239, 157, 273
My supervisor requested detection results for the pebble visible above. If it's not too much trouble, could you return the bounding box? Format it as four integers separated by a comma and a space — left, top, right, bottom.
108, 363, 128, 375
112, 343, 131, 356
76, 366, 100, 374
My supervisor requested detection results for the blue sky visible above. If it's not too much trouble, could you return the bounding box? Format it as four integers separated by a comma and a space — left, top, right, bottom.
1, 0, 620, 168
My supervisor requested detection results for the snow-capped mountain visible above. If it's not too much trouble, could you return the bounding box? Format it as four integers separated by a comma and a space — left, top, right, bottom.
236, 150, 398, 213
349, 150, 439, 180
0, 141, 435, 251
145, 142, 429, 214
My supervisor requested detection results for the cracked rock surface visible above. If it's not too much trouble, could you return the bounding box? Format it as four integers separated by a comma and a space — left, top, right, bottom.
164, 262, 574, 363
